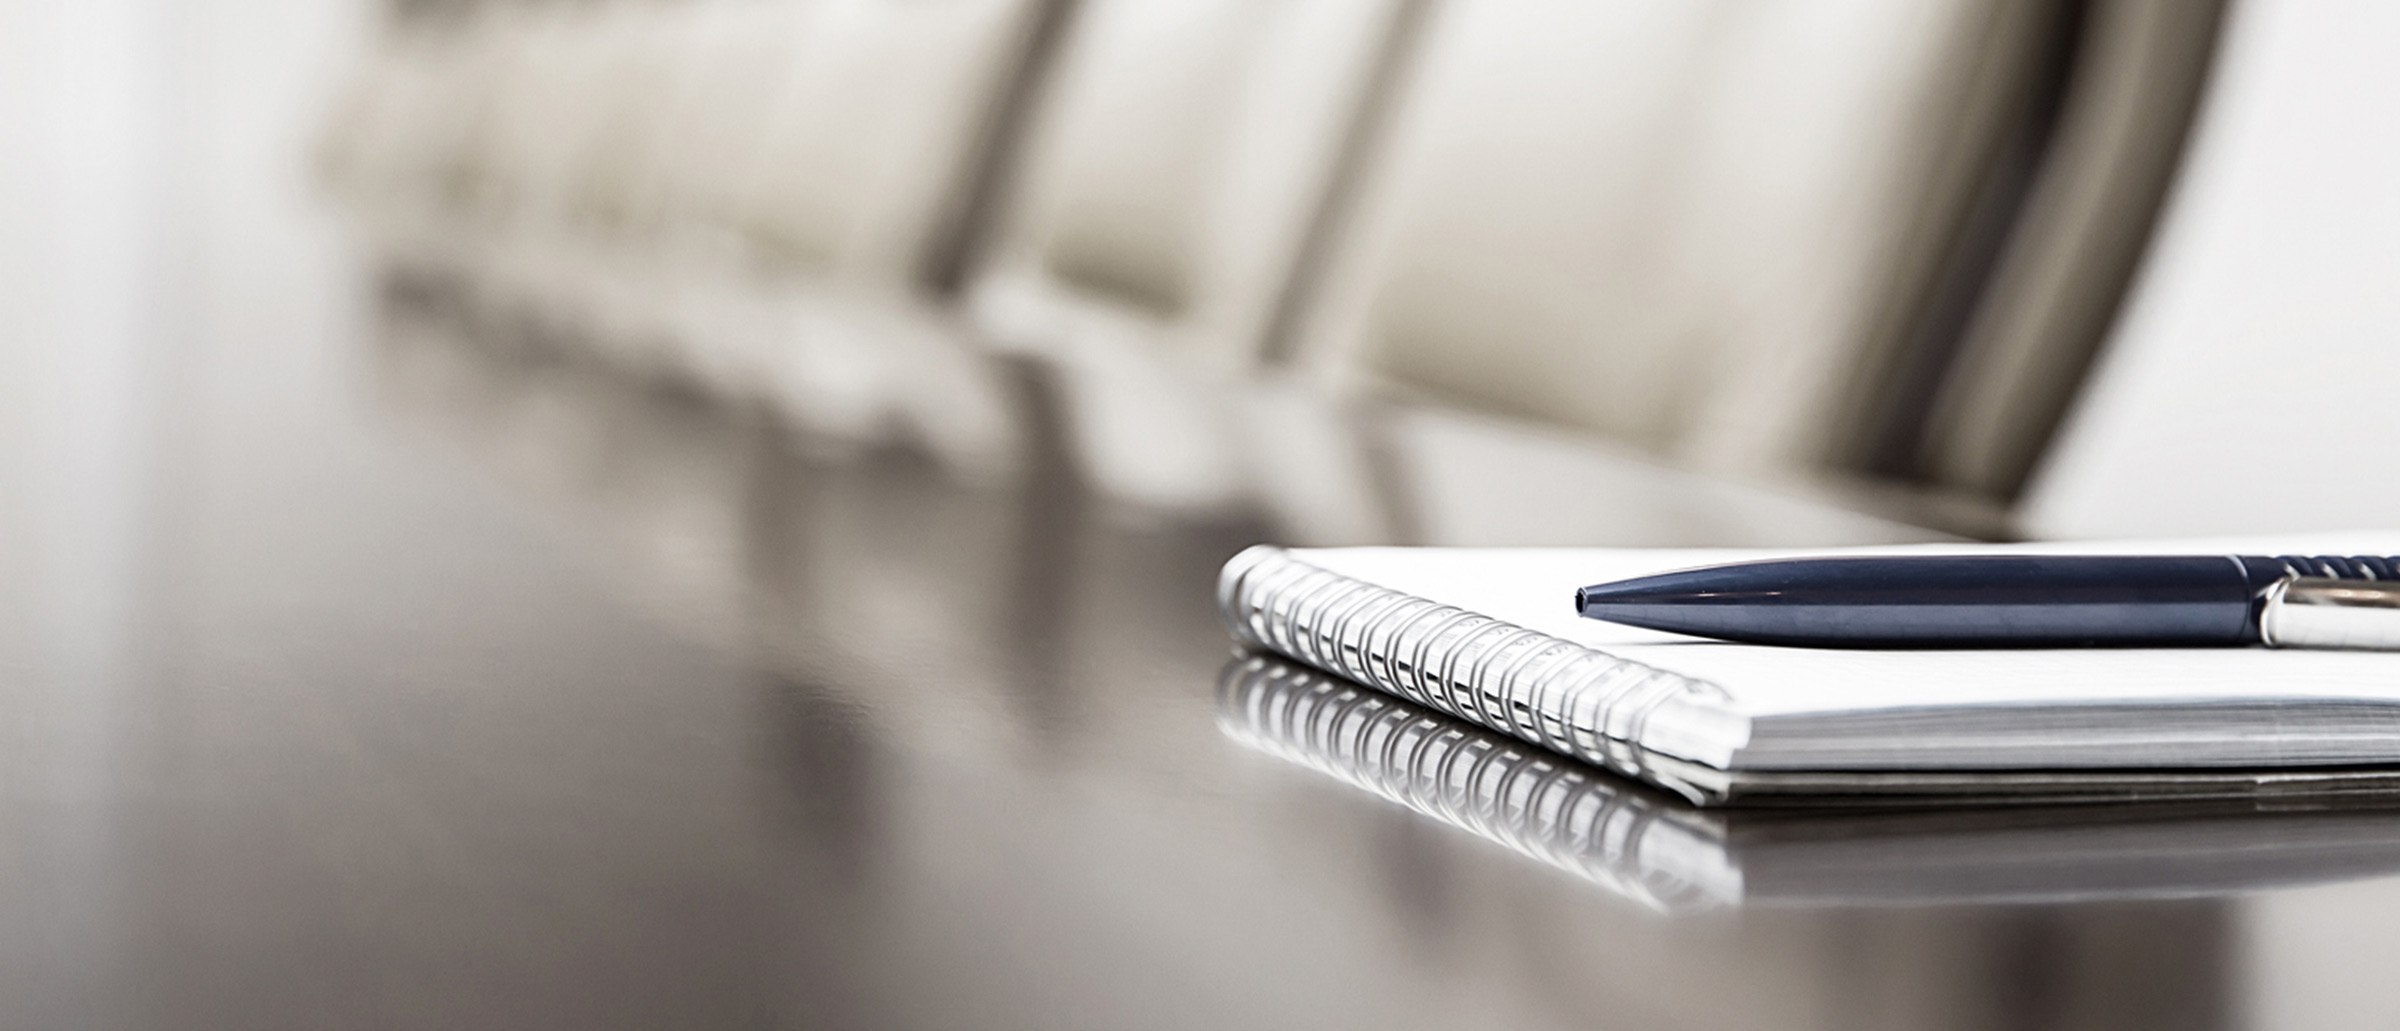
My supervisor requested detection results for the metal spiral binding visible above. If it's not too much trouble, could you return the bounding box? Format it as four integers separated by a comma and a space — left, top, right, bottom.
2259, 556, 2400, 581
1217, 545, 1729, 779
1216, 656, 1719, 911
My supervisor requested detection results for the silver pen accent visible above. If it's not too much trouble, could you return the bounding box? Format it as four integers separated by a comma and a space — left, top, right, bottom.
2260, 577, 2400, 650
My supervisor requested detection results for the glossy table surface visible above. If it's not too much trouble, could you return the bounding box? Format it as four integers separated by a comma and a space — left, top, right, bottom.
11, 15, 2400, 1031
14, 222, 2400, 1031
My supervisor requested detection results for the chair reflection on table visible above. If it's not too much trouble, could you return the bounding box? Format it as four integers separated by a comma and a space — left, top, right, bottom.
1218, 653, 2400, 912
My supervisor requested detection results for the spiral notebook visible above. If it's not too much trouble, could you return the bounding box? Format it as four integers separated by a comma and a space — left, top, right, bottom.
1216, 536, 2400, 805
1219, 655, 2400, 907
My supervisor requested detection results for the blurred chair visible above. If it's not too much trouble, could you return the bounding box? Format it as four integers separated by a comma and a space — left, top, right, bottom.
967, 0, 1422, 366
2021, 0, 2400, 540
1293, 0, 2067, 483
557, 0, 772, 234
722, 0, 1057, 292
320, 16, 505, 214
636, 0, 826, 233
1903, 0, 2228, 506
959, 0, 1423, 526
662, 0, 1068, 471
332, 0, 1057, 291
324, 4, 674, 249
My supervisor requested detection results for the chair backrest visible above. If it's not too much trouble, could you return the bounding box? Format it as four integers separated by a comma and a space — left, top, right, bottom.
585, 0, 826, 233
1292, 0, 2060, 478
482, 2, 675, 227
327, 1, 801, 232
2021, 0, 2400, 538
1901, 0, 2228, 505
728, 0, 1053, 291
321, 12, 514, 210
965, 0, 1418, 364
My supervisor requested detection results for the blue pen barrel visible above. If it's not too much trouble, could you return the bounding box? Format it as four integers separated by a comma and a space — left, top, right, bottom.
1572, 555, 2387, 648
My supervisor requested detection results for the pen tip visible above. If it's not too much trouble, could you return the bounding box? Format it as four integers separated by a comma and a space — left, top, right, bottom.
1575, 579, 1691, 632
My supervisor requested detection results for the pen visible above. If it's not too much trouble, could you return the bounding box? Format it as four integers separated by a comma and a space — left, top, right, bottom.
1574, 555, 2400, 650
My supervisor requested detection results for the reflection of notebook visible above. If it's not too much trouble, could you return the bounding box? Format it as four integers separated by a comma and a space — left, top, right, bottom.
1217, 537, 2400, 805
1219, 655, 2400, 908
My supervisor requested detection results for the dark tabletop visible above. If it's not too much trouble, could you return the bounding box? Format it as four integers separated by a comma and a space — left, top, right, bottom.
4, 121, 2392, 1031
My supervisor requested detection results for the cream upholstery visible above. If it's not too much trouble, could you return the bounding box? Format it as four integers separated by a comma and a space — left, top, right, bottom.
321, 19, 503, 209
641, 1, 823, 229
953, 0, 1417, 519
550, 3, 699, 229
1297, 0, 2055, 477
2023, 0, 2400, 538
968, 0, 1414, 364
1913, 0, 2228, 502
730, 0, 1046, 289
462, 3, 631, 223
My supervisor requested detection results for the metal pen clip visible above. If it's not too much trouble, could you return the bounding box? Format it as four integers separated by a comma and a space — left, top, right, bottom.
2259, 577, 2400, 650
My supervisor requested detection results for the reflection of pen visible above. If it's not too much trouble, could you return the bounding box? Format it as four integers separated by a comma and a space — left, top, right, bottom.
1576, 555, 2400, 649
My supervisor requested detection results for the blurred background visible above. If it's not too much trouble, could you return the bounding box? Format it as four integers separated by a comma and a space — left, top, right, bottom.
9, 0, 2400, 1028
298, 0, 2399, 543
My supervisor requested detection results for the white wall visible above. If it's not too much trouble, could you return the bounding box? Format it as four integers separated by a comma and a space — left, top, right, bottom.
0, 2, 372, 1024
2023, 0, 2400, 539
